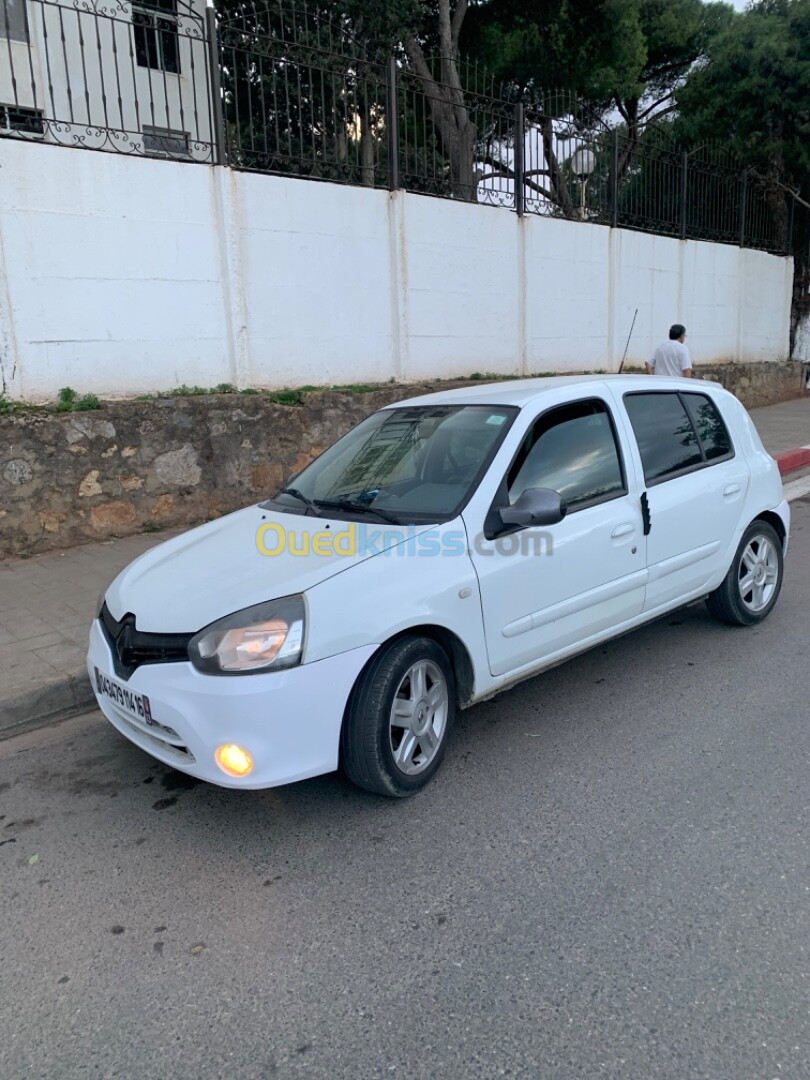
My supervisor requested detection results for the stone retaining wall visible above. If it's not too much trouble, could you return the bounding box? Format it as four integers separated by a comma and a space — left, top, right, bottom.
1, 363, 803, 558
697, 359, 802, 409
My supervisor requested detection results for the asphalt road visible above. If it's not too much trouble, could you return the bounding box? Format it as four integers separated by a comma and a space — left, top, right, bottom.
1, 501, 808, 1080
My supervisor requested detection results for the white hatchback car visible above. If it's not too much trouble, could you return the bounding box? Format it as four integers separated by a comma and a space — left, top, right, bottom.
88, 376, 789, 796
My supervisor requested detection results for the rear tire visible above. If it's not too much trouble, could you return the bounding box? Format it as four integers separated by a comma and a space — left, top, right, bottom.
706, 520, 783, 627
341, 636, 455, 797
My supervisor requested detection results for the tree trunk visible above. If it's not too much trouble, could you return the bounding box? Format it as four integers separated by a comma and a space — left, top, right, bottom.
358, 79, 376, 186
403, 1, 477, 202
616, 97, 640, 183
540, 117, 575, 218
449, 118, 477, 200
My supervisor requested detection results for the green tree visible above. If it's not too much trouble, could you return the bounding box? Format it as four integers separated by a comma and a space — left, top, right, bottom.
343, 0, 487, 200
675, 0, 810, 340
217, 0, 486, 198
462, 0, 732, 211
675, 0, 810, 200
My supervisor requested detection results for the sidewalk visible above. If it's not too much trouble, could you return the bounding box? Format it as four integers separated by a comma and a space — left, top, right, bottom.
1, 396, 808, 739
747, 397, 810, 468
0, 530, 183, 737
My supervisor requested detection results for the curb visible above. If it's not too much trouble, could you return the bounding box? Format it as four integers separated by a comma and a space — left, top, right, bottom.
0, 673, 96, 742
776, 446, 810, 476
2, 442, 809, 744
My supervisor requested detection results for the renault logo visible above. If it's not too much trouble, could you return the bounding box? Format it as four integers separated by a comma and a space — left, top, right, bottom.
116, 618, 136, 667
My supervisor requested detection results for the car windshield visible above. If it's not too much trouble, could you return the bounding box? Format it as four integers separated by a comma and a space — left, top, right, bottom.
264, 404, 517, 524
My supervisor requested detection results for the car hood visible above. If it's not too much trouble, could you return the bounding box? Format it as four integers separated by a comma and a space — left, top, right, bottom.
104, 505, 432, 633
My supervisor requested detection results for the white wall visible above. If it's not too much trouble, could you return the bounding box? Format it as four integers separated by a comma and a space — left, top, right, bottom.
236, 171, 396, 388
400, 195, 521, 380
526, 216, 612, 372
0, 138, 794, 401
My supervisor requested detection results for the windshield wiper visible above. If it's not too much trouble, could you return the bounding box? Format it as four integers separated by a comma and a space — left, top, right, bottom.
317, 499, 401, 525
277, 487, 321, 516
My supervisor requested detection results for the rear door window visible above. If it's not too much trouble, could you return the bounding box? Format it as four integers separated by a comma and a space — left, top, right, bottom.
624, 392, 733, 484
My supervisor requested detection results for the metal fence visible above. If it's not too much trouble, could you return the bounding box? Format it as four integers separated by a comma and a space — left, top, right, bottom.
0, 0, 215, 159
0, 0, 805, 255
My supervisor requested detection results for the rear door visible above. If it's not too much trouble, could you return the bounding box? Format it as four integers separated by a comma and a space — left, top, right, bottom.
620, 390, 750, 612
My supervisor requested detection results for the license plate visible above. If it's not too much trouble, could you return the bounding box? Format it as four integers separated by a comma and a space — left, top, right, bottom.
94, 667, 155, 725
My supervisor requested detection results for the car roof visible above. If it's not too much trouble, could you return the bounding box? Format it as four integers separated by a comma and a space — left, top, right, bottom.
385, 374, 725, 410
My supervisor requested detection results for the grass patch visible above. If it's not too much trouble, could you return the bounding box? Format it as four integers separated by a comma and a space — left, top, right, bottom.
0, 391, 99, 416
0, 396, 38, 415
56, 386, 77, 410
328, 383, 382, 394
56, 387, 101, 412
169, 384, 210, 397
266, 390, 302, 406
135, 382, 237, 400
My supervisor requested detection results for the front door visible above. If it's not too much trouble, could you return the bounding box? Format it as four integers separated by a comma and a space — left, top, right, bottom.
465, 396, 647, 678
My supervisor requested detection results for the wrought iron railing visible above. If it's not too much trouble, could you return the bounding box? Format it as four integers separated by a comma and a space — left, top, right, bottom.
218, 4, 389, 184
0, 0, 805, 256
0, 0, 215, 159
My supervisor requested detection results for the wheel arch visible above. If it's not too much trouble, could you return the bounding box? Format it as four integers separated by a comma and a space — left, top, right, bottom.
752, 510, 786, 550
345, 624, 476, 710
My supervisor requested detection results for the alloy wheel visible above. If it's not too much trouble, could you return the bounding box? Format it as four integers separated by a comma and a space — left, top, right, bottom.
389, 659, 449, 775
737, 534, 780, 613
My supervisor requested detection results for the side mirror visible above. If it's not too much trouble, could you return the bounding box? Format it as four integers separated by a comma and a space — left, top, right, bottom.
499, 487, 567, 528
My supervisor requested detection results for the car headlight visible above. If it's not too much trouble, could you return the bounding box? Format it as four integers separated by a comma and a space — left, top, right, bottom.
188, 595, 305, 675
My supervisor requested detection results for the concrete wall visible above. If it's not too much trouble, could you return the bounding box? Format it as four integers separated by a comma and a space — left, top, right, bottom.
0, 138, 795, 402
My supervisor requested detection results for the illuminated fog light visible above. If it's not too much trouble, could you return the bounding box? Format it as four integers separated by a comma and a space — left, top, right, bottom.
215, 743, 254, 778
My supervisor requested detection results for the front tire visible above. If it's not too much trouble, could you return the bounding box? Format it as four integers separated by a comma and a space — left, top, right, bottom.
341, 636, 455, 797
706, 520, 784, 626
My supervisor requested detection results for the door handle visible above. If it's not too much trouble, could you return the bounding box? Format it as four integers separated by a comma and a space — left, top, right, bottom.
611, 523, 635, 539
723, 483, 741, 497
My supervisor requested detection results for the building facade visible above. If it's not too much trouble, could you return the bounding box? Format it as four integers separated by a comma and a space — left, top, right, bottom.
1, 0, 213, 159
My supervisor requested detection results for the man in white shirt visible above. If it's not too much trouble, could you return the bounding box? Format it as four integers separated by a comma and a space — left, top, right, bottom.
645, 324, 692, 377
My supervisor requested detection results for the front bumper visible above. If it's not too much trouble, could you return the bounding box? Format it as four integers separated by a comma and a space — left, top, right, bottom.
87, 619, 377, 789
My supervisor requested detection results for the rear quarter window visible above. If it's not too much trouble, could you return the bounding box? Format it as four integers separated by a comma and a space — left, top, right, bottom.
681, 393, 732, 460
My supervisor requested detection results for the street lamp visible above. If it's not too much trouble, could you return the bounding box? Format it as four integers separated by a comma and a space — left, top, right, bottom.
570, 146, 596, 221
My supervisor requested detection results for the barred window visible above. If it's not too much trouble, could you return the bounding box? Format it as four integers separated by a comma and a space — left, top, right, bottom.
133, 0, 180, 74
0, 0, 28, 42
142, 124, 189, 158
0, 104, 44, 134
